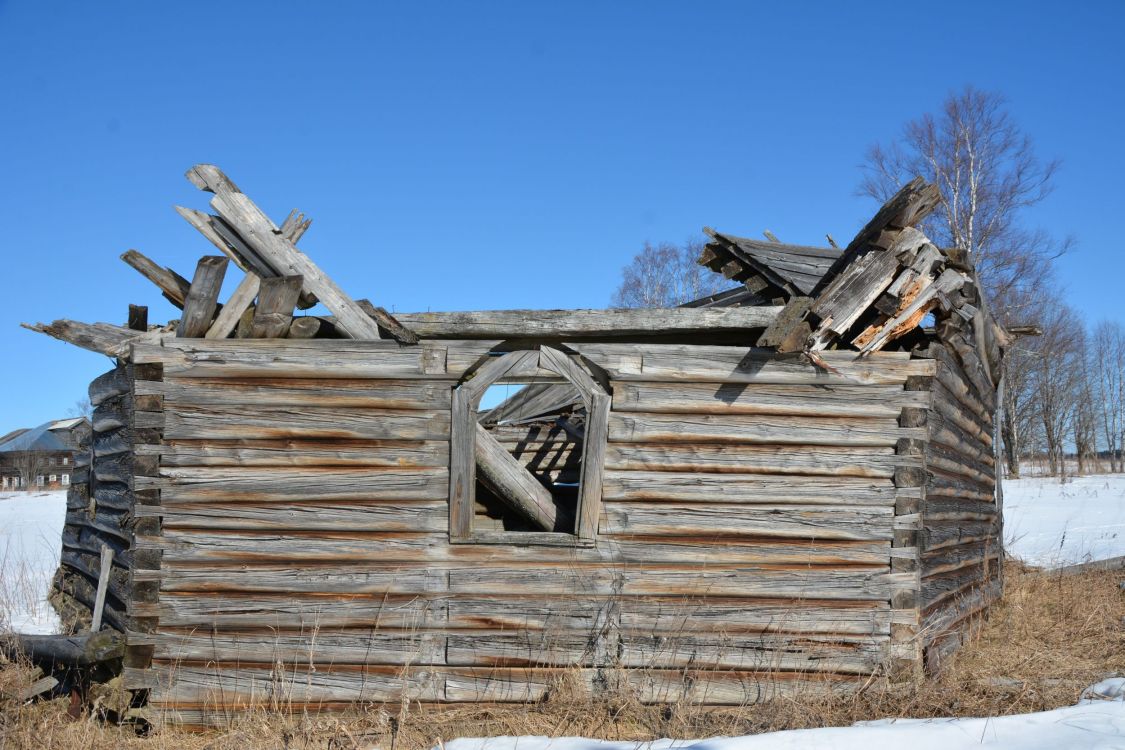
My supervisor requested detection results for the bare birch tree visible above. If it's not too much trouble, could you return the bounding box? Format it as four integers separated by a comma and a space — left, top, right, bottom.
1028, 302, 1084, 476
612, 240, 729, 308
859, 86, 1069, 476
1091, 320, 1125, 472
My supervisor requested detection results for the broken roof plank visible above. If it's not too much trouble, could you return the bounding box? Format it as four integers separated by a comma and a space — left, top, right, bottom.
206, 274, 261, 340
185, 164, 402, 341
21, 320, 158, 358
390, 306, 782, 339
120, 250, 192, 309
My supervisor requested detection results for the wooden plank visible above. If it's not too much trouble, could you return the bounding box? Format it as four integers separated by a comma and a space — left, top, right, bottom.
148, 529, 890, 566
147, 439, 449, 468
389, 306, 782, 339
602, 471, 896, 505
127, 304, 148, 332
249, 275, 303, 338
142, 631, 445, 666
355, 299, 420, 345
176, 256, 230, 338
21, 320, 157, 358
161, 404, 449, 440
120, 249, 192, 308
605, 443, 900, 478
459, 350, 541, 403
576, 392, 610, 539
138, 500, 448, 532
187, 164, 385, 340
205, 273, 260, 340
133, 338, 450, 378
609, 412, 919, 447
145, 376, 451, 410
613, 381, 931, 418
138, 467, 448, 504
90, 545, 115, 632
475, 423, 557, 532
600, 503, 893, 541
540, 346, 607, 401
449, 388, 475, 538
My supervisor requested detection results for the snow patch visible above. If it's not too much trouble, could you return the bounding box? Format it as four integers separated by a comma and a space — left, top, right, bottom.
1003, 474, 1125, 567
0, 490, 66, 634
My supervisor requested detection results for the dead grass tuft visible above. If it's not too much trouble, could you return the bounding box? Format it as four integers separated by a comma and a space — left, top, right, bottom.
1, 565, 1121, 749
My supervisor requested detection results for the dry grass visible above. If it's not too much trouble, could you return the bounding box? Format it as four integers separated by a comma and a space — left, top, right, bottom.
1, 564, 1122, 749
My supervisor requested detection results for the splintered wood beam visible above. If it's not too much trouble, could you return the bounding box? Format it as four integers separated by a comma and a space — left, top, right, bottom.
857, 267, 970, 354
90, 545, 114, 632
812, 177, 942, 296
176, 205, 318, 309
474, 422, 556, 532
279, 209, 312, 244
177, 256, 230, 338
185, 164, 387, 340
21, 320, 155, 358
127, 305, 148, 332
763, 230, 781, 243
355, 299, 420, 345
120, 249, 192, 309
206, 274, 260, 340
250, 275, 304, 338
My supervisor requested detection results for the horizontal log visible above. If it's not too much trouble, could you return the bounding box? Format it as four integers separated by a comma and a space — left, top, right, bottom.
137, 467, 448, 503
601, 503, 894, 541
162, 404, 449, 440
146, 530, 890, 566
139, 563, 908, 600
1, 631, 124, 668
609, 412, 920, 447
134, 664, 858, 710
89, 365, 133, 407
612, 381, 931, 418
601, 471, 896, 505
605, 443, 901, 477
137, 631, 445, 666
143, 439, 449, 468
389, 306, 782, 338
137, 500, 447, 532
139, 377, 452, 410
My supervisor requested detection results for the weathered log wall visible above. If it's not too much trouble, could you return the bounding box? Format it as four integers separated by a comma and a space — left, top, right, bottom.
918, 342, 1002, 672
51, 365, 140, 634
116, 339, 938, 726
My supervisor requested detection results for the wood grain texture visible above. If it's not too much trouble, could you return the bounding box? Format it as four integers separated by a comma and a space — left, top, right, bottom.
176, 256, 229, 338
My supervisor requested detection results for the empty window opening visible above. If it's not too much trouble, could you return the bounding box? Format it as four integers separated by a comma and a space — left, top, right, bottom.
450, 347, 610, 544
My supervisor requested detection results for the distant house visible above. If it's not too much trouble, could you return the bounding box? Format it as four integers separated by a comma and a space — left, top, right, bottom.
0, 417, 91, 490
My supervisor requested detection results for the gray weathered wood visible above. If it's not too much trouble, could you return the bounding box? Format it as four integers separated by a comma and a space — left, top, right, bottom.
176, 256, 229, 338
205, 272, 260, 339
250, 275, 303, 338
90, 545, 114, 632
186, 164, 385, 339
577, 391, 609, 539
22, 319, 157, 358
120, 249, 192, 309
475, 423, 557, 532
392, 306, 782, 339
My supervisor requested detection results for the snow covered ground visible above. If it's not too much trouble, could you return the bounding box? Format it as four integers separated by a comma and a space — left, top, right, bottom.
1003, 473, 1125, 567
443, 681, 1125, 749
0, 489, 66, 634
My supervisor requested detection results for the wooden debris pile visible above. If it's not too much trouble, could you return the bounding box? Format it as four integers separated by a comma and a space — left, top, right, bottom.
24, 164, 419, 357
698, 177, 1007, 388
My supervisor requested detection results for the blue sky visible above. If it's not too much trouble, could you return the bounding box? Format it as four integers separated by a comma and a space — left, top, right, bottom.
0, 1, 1122, 428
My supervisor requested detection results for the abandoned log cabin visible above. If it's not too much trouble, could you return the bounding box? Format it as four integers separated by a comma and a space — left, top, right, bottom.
24, 165, 1008, 727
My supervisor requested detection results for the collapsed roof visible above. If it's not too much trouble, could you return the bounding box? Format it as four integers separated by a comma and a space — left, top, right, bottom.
22, 166, 1006, 410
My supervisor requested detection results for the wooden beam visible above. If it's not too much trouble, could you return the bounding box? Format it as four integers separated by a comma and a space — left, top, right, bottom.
21, 320, 154, 358
279, 209, 312, 244
474, 423, 556, 532
176, 256, 229, 338
206, 273, 260, 340
250, 275, 304, 338
127, 304, 148, 332
120, 249, 191, 309
389, 306, 782, 339
355, 299, 420, 345
186, 164, 385, 340
90, 545, 114, 632
1, 631, 125, 668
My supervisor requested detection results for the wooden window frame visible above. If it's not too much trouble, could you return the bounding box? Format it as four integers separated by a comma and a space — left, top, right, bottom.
449, 347, 610, 546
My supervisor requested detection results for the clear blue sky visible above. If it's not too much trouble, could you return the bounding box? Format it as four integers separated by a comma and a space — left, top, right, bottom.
1, 1, 1121, 429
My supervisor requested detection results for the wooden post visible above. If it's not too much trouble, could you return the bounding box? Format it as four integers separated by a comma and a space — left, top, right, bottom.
127, 305, 148, 332
91, 545, 114, 633
250, 275, 304, 338
177, 256, 230, 338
